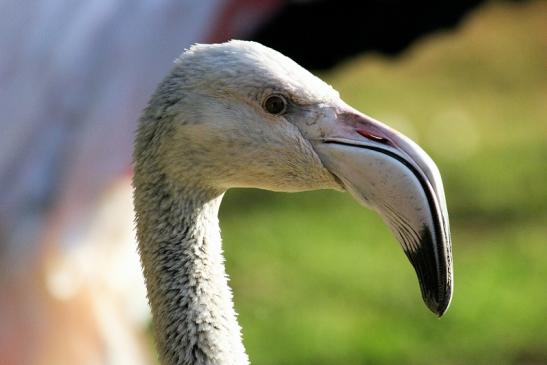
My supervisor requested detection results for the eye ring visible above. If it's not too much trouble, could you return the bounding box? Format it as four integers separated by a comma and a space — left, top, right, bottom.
263, 94, 287, 115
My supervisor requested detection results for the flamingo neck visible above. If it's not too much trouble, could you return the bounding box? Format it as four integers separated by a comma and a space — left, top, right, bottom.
134, 175, 248, 365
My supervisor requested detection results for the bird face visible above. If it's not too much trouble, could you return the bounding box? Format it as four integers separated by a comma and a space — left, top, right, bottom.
161, 40, 452, 316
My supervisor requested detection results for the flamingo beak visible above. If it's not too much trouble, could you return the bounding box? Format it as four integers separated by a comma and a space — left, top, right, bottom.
310, 106, 453, 316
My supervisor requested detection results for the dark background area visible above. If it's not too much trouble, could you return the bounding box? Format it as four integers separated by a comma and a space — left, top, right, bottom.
253, 0, 503, 69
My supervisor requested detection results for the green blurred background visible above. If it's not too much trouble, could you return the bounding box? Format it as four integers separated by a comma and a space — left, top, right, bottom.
219, 2, 547, 364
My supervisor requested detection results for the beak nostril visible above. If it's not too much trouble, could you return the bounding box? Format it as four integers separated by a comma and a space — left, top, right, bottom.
356, 129, 391, 145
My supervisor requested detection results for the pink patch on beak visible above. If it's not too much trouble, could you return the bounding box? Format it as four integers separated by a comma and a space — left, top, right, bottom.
355, 128, 391, 145
337, 111, 396, 146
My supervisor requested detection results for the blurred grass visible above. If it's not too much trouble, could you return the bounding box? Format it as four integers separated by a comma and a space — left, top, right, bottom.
220, 2, 547, 364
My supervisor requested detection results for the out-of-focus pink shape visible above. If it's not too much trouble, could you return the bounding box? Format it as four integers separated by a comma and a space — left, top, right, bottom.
0, 1, 282, 364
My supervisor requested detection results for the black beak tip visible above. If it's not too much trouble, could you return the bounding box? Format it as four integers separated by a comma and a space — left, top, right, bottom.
410, 227, 453, 318
422, 286, 452, 317
427, 300, 448, 318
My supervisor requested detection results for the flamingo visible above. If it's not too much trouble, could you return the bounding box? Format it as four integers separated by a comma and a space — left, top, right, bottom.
133, 40, 453, 365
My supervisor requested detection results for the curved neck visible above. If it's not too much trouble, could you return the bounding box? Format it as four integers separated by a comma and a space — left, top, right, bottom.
134, 174, 248, 365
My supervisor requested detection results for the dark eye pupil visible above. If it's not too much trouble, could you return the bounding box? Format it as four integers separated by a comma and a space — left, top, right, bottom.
265, 95, 286, 115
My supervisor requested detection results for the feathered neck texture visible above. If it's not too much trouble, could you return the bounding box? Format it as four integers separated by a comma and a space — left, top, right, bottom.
133, 167, 248, 365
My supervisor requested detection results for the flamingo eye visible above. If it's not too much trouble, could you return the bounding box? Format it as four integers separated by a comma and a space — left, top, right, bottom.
263, 94, 287, 115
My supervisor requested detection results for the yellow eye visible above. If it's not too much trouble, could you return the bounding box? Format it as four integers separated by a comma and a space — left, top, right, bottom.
263, 94, 287, 115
